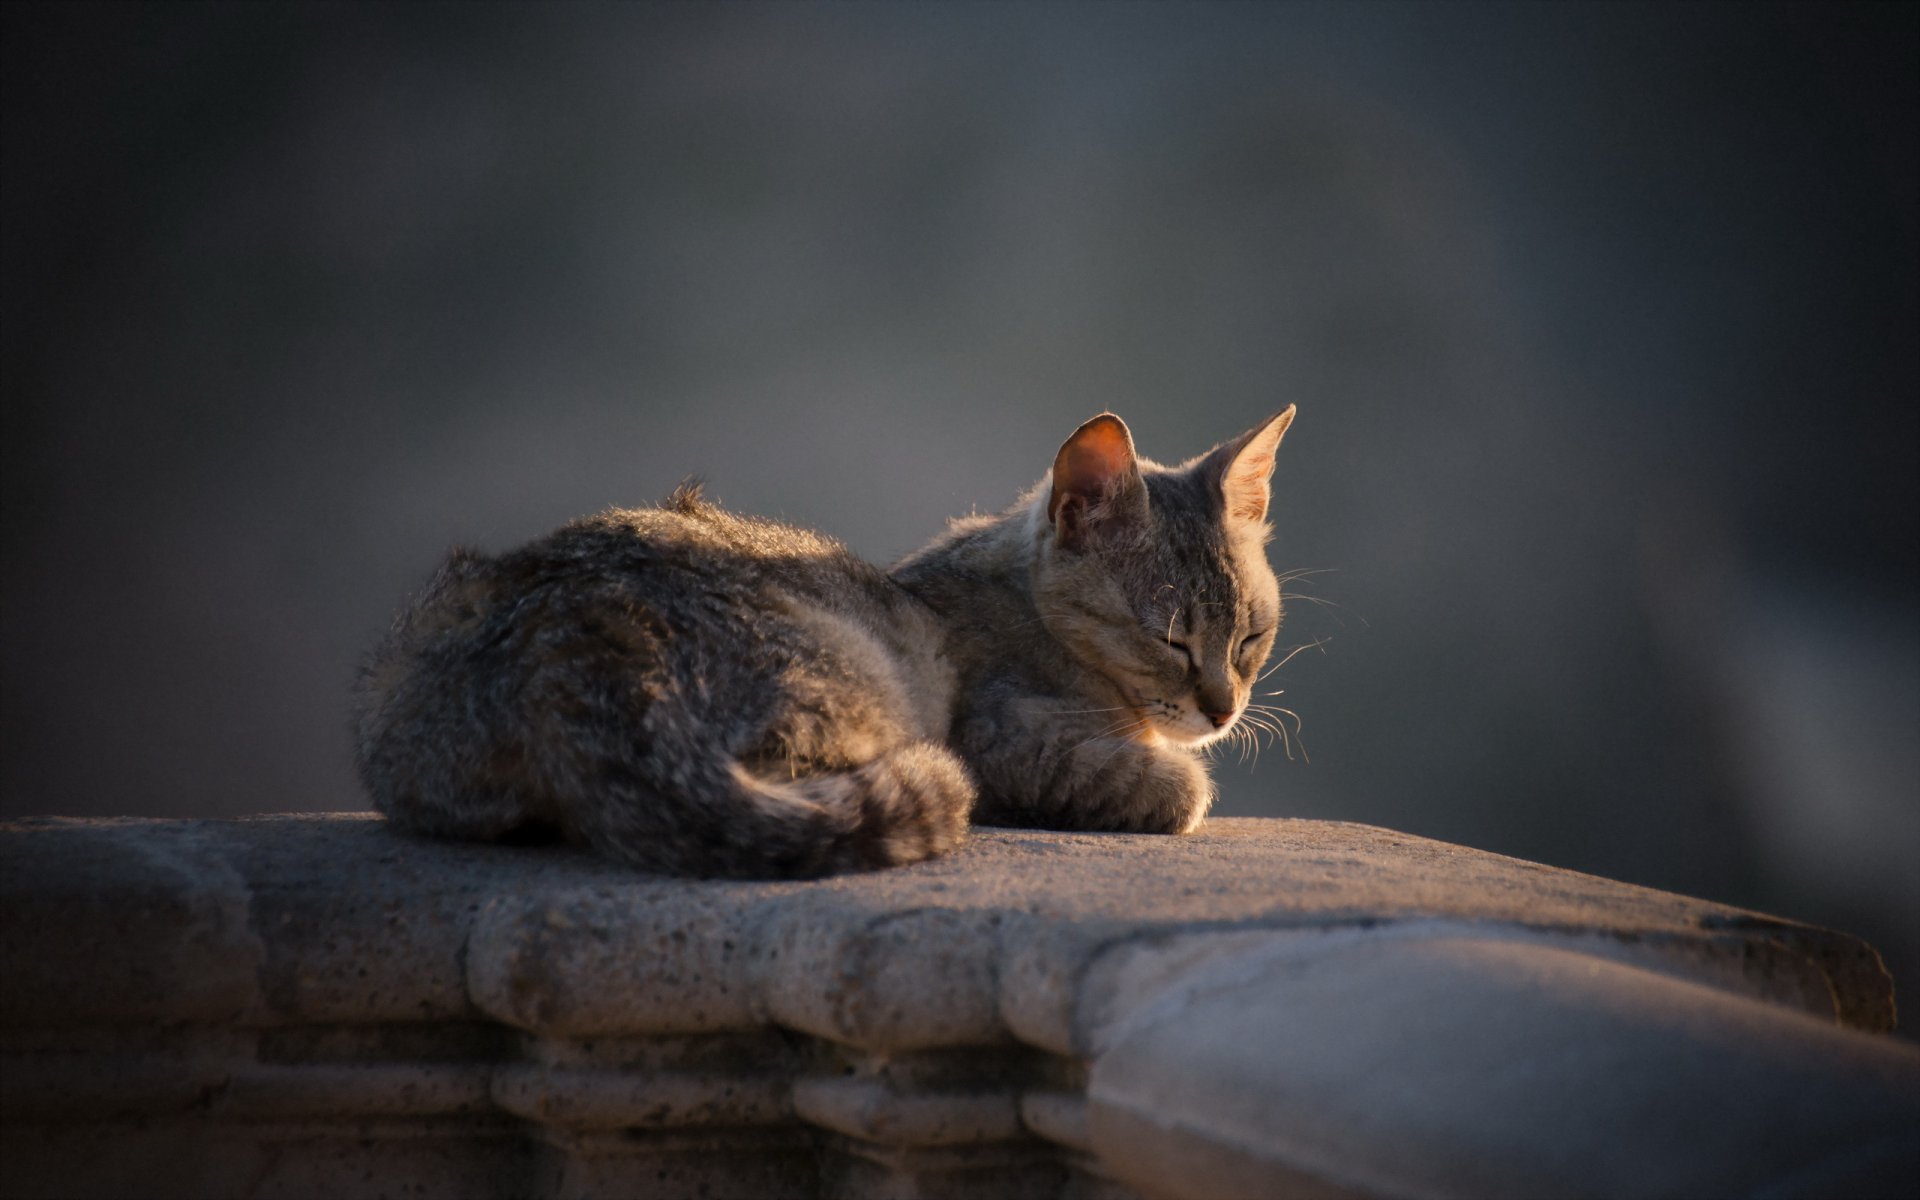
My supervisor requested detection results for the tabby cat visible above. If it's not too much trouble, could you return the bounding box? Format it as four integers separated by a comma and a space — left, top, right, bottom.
355, 408, 1294, 876
892, 407, 1296, 834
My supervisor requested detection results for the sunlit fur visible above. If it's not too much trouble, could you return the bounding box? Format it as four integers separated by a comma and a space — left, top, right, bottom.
354, 486, 974, 879
892, 409, 1295, 834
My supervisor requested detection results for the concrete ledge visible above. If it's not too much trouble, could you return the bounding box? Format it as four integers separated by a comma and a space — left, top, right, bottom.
1, 814, 1912, 1198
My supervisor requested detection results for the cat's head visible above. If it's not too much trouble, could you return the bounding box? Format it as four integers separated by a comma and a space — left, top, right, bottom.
1032, 408, 1295, 748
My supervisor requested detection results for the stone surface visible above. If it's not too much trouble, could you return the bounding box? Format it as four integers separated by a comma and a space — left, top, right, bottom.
0, 820, 262, 1026
1, 812, 1911, 1199
3, 814, 1895, 1039
1088, 932, 1920, 1200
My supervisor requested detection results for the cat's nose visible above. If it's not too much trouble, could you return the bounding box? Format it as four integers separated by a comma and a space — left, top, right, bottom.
1202, 708, 1235, 728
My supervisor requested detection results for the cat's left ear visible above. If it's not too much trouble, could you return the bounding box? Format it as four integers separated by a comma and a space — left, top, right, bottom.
1203, 406, 1296, 523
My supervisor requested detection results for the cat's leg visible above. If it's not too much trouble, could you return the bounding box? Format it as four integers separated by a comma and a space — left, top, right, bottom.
960, 693, 1213, 833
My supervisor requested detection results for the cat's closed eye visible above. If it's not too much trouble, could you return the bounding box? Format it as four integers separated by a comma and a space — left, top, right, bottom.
1165, 640, 1195, 669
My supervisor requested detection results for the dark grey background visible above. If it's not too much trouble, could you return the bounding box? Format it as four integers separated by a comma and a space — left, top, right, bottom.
5, 2, 1916, 1015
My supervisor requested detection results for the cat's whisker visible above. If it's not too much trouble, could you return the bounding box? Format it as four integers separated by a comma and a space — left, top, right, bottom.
1243, 723, 1266, 768
1245, 701, 1297, 725
1242, 708, 1293, 762
1265, 705, 1305, 734
1067, 714, 1149, 754
1209, 723, 1251, 766
1214, 726, 1236, 765
1008, 606, 1079, 631
1247, 703, 1309, 763
1075, 720, 1137, 747
1244, 721, 1282, 764
1242, 713, 1283, 741
1258, 637, 1331, 682
1273, 567, 1337, 586
1242, 705, 1301, 758
1086, 722, 1150, 773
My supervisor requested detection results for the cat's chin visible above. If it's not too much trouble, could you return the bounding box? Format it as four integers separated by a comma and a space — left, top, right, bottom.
1163, 718, 1235, 749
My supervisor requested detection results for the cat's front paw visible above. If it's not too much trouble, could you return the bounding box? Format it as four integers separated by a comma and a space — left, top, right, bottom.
1129, 747, 1214, 834
1063, 737, 1214, 833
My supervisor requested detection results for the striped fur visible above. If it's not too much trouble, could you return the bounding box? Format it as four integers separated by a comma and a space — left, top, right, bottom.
354, 486, 973, 879
892, 410, 1296, 834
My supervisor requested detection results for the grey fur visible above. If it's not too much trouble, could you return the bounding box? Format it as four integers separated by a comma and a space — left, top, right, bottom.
891, 409, 1296, 834
354, 485, 974, 879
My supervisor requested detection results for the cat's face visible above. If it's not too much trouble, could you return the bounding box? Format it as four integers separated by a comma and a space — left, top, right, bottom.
1033, 410, 1293, 747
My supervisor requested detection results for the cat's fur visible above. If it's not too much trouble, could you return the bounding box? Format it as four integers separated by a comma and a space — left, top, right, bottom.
891, 407, 1296, 834
354, 485, 974, 879
356, 409, 1293, 876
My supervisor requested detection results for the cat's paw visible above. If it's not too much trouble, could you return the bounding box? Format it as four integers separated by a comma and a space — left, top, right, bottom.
1128, 747, 1214, 834
1061, 737, 1213, 833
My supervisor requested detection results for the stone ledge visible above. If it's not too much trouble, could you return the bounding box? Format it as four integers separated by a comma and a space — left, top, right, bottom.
1089, 934, 1920, 1200
1, 814, 1913, 1199
1, 814, 1894, 1037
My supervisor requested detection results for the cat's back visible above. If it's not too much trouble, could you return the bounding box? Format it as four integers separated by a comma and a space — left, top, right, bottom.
542, 487, 902, 611
408, 488, 853, 629
361, 486, 958, 768
354, 486, 972, 878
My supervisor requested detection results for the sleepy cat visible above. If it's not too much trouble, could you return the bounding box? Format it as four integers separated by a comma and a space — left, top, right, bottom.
892, 407, 1296, 834
355, 408, 1295, 876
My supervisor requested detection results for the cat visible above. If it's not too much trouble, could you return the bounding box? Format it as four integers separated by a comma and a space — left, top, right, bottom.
891, 406, 1296, 834
355, 408, 1294, 876
353, 484, 974, 879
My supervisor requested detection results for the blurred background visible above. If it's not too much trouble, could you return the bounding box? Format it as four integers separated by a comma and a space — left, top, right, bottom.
4, 2, 1915, 1017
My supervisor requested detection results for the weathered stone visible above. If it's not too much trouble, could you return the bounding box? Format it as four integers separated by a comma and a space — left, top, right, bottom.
761, 901, 1009, 1049
487, 1032, 802, 1132
533, 1127, 819, 1200
220, 816, 547, 1026
5, 814, 1894, 1037
240, 1118, 534, 1200
2, 812, 1911, 1200
2, 1123, 270, 1200
793, 1075, 1024, 1146
0, 820, 261, 1026
216, 1062, 495, 1119
0, 1028, 243, 1119
468, 887, 766, 1035
823, 1137, 1072, 1200
498, 1064, 787, 1129
1018, 1090, 1091, 1153
1086, 933, 1920, 1200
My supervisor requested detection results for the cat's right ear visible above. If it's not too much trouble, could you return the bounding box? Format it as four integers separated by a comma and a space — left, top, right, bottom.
1048, 413, 1146, 551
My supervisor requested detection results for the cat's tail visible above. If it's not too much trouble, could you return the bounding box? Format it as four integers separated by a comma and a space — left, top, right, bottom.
732, 743, 976, 875
572, 741, 976, 880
